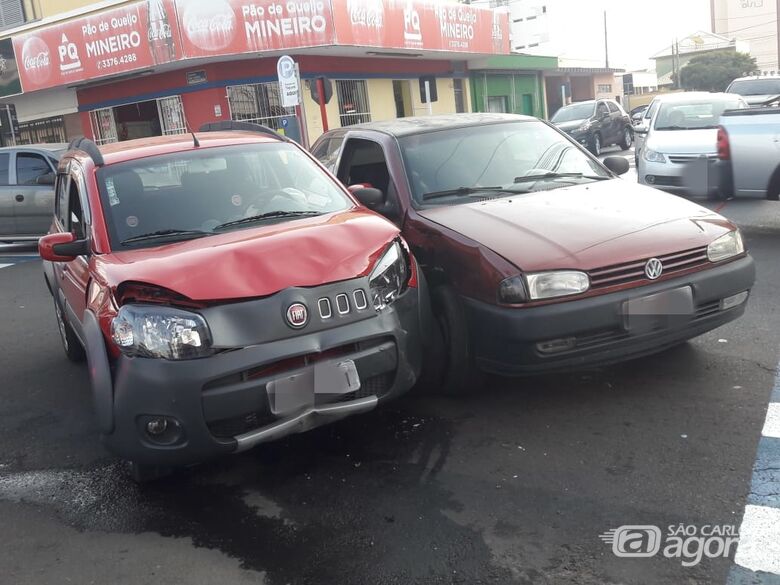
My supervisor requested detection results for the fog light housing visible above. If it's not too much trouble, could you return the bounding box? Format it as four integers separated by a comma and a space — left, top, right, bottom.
645, 175, 656, 184
720, 291, 749, 311
537, 337, 577, 355
139, 415, 184, 446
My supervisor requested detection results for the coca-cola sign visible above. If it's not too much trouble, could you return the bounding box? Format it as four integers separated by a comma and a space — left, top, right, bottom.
13, 0, 181, 93
181, 0, 237, 52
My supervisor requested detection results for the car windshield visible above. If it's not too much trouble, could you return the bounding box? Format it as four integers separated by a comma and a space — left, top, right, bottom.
653, 99, 744, 131
399, 120, 611, 205
728, 79, 780, 96
551, 103, 596, 123
97, 143, 352, 249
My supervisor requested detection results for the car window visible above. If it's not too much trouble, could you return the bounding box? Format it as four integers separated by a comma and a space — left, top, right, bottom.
728, 78, 780, 96
311, 135, 344, 171
67, 177, 85, 241
96, 142, 353, 249
596, 103, 609, 117
644, 100, 658, 120
607, 102, 619, 113
55, 174, 70, 226
550, 103, 595, 123
654, 99, 745, 130
399, 120, 611, 205
0, 153, 9, 185
16, 152, 52, 185
338, 138, 401, 222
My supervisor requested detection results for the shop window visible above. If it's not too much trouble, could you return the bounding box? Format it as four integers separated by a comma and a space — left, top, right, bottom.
336, 80, 371, 126
90, 108, 118, 145
597, 84, 613, 93
487, 96, 509, 113
227, 82, 294, 131
16, 116, 67, 145
16, 152, 52, 185
453, 78, 466, 113
0, 0, 26, 30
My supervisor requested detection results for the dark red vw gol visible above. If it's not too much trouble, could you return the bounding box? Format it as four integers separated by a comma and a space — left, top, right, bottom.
313, 114, 756, 392
39, 123, 429, 480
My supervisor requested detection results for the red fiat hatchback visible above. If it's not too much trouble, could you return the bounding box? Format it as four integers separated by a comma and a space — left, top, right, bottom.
39, 123, 428, 480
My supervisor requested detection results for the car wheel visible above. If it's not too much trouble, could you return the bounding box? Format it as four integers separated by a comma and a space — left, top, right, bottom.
619, 127, 633, 150
590, 134, 602, 156
54, 297, 86, 362
425, 286, 481, 395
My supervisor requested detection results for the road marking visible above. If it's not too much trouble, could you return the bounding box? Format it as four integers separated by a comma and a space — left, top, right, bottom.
728, 368, 780, 583
0, 263, 11, 270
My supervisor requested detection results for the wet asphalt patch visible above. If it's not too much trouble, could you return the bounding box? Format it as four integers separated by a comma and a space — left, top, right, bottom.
0, 406, 513, 585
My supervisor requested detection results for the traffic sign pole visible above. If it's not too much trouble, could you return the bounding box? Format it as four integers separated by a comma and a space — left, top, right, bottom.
317, 77, 329, 133
295, 63, 309, 149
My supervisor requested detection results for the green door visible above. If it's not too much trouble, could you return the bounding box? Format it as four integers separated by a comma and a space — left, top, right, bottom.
522, 94, 534, 115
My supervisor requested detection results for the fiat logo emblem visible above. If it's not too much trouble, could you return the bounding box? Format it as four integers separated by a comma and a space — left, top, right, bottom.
645, 258, 664, 280
286, 303, 308, 329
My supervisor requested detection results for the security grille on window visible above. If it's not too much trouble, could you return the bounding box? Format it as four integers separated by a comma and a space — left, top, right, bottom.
226, 82, 294, 131
157, 95, 187, 135
89, 108, 118, 145
597, 84, 613, 93
336, 80, 371, 126
0, 0, 26, 31
16, 116, 67, 145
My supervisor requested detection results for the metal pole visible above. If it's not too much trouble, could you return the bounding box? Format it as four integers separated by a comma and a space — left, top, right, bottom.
294, 63, 309, 149
317, 78, 329, 133
424, 80, 433, 115
6, 105, 16, 146
604, 11, 609, 69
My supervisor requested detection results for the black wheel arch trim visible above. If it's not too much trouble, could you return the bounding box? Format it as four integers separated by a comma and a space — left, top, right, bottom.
84, 309, 115, 434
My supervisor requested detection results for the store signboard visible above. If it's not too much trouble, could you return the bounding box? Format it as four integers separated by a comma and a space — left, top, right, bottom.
13, 0, 181, 93
176, 0, 334, 58
0, 39, 22, 98
332, 0, 509, 54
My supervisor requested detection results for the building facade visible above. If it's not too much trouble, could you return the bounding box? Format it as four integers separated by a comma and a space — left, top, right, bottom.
0, 0, 510, 146
652, 31, 750, 87
711, 0, 780, 74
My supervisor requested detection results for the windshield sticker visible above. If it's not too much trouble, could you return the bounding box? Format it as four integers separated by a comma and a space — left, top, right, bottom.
231, 194, 242, 207
106, 178, 120, 206
126, 216, 139, 228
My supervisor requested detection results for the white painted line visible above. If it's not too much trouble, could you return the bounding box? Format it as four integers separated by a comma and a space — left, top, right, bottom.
0, 263, 11, 270
763, 403, 780, 439
734, 505, 780, 574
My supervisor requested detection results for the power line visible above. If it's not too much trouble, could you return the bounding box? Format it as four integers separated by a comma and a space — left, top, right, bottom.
720, 19, 779, 35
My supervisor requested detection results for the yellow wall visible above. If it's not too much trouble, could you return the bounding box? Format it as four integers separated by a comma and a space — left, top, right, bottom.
39, 0, 97, 17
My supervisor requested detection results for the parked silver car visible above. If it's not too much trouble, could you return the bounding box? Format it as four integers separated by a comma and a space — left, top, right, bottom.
726, 75, 780, 107
0, 144, 67, 242
636, 93, 747, 198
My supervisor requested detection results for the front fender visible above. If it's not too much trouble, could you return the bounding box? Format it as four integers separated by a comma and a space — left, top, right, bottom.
84, 310, 114, 434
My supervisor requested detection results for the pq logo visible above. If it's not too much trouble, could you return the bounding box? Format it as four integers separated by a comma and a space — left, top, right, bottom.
403, 1, 422, 42
58, 33, 82, 73
600, 525, 662, 558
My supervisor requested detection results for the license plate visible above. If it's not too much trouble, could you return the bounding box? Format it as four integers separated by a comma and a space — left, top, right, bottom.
267, 360, 361, 415
682, 157, 711, 195
622, 287, 694, 333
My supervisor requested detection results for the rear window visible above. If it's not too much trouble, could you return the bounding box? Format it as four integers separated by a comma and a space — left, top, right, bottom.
97, 143, 353, 250
728, 78, 780, 96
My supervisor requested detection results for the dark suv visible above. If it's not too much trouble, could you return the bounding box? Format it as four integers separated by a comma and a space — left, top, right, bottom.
551, 99, 633, 155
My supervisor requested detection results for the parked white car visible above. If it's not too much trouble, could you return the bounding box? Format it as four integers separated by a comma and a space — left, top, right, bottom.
636, 93, 747, 199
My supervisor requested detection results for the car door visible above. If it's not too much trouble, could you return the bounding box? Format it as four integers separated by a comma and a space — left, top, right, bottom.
54, 163, 91, 339
13, 150, 57, 236
0, 152, 14, 236
595, 101, 611, 143
607, 101, 622, 143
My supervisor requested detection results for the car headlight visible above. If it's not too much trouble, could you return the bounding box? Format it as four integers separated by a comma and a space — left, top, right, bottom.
643, 148, 666, 163
111, 305, 214, 360
578, 121, 592, 132
369, 240, 410, 311
525, 271, 590, 301
707, 230, 744, 262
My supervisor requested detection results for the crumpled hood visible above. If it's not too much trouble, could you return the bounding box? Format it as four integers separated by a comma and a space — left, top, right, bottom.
647, 128, 718, 154
93, 210, 398, 301
418, 180, 733, 272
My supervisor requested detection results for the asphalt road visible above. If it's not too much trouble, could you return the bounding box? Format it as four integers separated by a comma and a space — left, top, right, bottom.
1, 200, 779, 584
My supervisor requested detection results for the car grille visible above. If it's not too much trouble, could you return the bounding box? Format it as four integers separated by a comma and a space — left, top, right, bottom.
589, 247, 710, 288
668, 154, 717, 164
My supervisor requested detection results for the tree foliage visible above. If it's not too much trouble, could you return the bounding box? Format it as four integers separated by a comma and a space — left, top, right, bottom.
678, 51, 757, 92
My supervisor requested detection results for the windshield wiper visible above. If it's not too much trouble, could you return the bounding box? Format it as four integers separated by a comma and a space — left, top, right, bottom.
422, 186, 520, 201
121, 229, 211, 245
214, 210, 321, 231
513, 172, 611, 184
655, 125, 688, 131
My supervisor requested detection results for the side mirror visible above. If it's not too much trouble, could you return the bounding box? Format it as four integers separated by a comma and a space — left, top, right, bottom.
39, 232, 90, 262
36, 172, 56, 186
633, 126, 649, 135
603, 156, 630, 176
349, 186, 385, 209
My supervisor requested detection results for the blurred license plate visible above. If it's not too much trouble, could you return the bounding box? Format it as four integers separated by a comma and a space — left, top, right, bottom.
682, 157, 710, 195
268, 360, 361, 415
623, 287, 694, 333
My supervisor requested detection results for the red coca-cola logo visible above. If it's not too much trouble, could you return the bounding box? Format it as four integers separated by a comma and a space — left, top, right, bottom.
182, 0, 236, 52
348, 0, 383, 28
21, 36, 51, 86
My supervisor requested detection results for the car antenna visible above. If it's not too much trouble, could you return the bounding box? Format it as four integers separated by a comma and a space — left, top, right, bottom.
191, 132, 200, 148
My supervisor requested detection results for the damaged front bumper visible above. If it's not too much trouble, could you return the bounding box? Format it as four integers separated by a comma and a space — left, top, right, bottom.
87, 275, 428, 466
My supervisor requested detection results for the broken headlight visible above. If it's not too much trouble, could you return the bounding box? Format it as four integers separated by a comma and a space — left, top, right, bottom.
369, 240, 410, 311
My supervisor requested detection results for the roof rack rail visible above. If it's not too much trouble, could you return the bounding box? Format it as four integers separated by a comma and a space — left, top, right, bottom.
68, 136, 105, 167
198, 121, 289, 141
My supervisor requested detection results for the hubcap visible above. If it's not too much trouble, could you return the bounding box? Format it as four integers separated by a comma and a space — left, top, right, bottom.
625, 129, 632, 147
595, 137, 601, 155
55, 303, 69, 351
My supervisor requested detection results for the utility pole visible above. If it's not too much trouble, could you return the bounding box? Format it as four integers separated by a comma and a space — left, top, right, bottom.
604, 11, 609, 69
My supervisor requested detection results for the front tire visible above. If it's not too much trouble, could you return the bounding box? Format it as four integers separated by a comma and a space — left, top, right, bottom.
619, 127, 633, 150
426, 286, 481, 395
590, 134, 602, 157
54, 297, 86, 362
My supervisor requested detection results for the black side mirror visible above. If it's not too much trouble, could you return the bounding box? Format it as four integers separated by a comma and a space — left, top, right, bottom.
350, 187, 385, 209
603, 156, 630, 176
52, 238, 90, 257
36, 172, 56, 186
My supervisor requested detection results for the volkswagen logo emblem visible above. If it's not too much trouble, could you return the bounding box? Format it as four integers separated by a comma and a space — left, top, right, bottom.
645, 258, 664, 280
286, 303, 308, 329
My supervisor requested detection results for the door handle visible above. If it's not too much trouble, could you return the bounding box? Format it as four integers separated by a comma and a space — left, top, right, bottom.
15, 194, 24, 202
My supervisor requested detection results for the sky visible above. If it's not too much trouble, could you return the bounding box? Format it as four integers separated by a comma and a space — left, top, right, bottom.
551, 0, 712, 70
